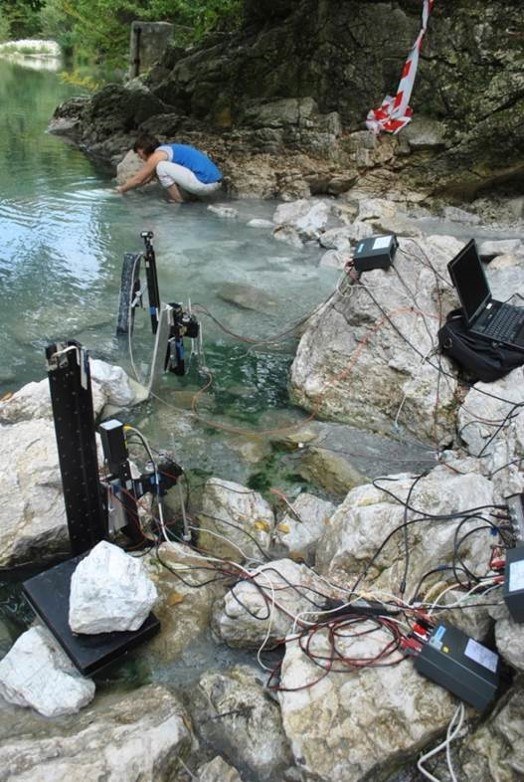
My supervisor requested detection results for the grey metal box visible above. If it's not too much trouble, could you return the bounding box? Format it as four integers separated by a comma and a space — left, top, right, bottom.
414, 623, 499, 711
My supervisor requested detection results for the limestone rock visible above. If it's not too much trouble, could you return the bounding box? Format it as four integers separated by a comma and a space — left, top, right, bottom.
404, 116, 447, 149
457, 368, 524, 500
116, 149, 145, 184
0, 418, 69, 567
460, 684, 524, 782
89, 358, 148, 408
0, 684, 192, 780
216, 283, 278, 312
197, 756, 243, 782
0, 361, 146, 426
319, 249, 347, 269
208, 204, 238, 218
290, 235, 462, 443
278, 627, 456, 782
197, 478, 274, 563
275, 492, 336, 561
479, 239, 522, 259
0, 377, 104, 424
316, 465, 494, 598
190, 666, 292, 780
442, 206, 481, 225
69, 541, 157, 633
141, 542, 228, 663
273, 198, 334, 240
272, 224, 304, 248
247, 218, 273, 228
0, 626, 95, 718
495, 608, 524, 673
212, 558, 331, 648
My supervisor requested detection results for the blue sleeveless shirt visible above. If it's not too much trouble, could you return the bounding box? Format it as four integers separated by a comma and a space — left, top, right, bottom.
158, 144, 222, 184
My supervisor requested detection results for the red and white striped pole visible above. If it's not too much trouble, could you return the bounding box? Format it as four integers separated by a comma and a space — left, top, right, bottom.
366, 0, 435, 135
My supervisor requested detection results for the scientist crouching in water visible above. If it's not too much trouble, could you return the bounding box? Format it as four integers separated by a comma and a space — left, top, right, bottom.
116, 134, 223, 202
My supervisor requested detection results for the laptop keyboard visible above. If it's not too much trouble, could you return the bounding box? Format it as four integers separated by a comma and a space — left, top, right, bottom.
483, 306, 524, 341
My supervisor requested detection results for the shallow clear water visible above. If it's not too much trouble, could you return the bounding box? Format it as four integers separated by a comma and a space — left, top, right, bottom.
0, 58, 337, 414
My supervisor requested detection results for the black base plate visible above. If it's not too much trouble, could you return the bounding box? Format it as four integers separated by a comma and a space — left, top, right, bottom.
22, 554, 160, 676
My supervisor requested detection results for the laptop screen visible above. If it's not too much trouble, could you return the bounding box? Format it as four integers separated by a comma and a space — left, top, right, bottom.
447, 239, 491, 324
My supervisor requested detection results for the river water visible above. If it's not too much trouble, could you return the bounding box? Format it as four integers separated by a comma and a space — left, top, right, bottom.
0, 58, 345, 482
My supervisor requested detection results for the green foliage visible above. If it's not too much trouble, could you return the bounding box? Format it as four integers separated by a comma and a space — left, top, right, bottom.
37, 0, 242, 66
0, 0, 45, 38
0, 14, 11, 42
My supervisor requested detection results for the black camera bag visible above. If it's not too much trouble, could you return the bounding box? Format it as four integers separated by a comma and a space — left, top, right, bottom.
438, 308, 524, 382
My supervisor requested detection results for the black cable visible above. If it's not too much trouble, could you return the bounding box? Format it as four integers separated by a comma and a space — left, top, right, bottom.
399, 472, 428, 596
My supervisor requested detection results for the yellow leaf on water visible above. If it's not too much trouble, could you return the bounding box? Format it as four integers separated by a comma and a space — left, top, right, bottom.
254, 520, 270, 532
277, 523, 290, 534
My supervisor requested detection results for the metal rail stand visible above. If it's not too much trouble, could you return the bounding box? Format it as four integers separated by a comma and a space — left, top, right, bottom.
116, 232, 160, 336
116, 252, 142, 335
45, 340, 107, 555
22, 341, 160, 676
142, 230, 161, 334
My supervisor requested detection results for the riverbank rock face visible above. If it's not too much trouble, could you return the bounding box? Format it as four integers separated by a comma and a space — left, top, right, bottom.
290, 235, 461, 445
0, 684, 192, 781
48, 1, 523, 198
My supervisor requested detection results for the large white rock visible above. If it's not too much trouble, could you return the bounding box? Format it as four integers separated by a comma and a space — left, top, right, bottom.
273, 198, 334, 240
0, 377, 103, 424
0, 359, 147, 425
278, 626, 456, 782
197, 478, 275, 563
0, 626, 95, 717
290, 235, 461, 442
69, 541, 157, 633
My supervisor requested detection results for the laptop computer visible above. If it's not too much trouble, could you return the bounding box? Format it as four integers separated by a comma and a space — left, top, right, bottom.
447, 239, 524, 351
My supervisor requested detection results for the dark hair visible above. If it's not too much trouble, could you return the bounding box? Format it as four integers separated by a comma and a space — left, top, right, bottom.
133, 134, 161, 156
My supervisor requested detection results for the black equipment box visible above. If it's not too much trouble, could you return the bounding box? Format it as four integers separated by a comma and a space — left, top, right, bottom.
414, 623, 499, 711
353, 234, 398, 272
23, 555, 160, 676
504, 545, 524, 623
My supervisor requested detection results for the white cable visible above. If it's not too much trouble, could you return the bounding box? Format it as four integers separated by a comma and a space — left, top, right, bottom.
123, 424, 168, 541
426, 579, 501, 615
417, 702, 465, 782
187, 523, 256, 563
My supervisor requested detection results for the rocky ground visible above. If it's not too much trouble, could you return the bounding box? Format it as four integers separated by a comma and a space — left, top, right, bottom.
0, 187, 522, 781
